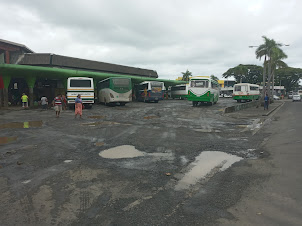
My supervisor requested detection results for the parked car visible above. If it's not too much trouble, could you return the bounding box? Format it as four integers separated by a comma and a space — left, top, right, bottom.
288, 91, 293, 99
273, 95, 280, 100
292, 94, 301, 102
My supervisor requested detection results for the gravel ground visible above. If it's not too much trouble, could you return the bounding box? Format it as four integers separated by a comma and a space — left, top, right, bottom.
0, 99, 271, 225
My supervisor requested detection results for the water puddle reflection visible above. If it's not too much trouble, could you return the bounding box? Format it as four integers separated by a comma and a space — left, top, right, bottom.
175, 151, 242, 191
144, 115, 160, 119
0, 121, 43, 129
0, 137, 17, 145
88, 115, 106, 119
99, 145, 145, 159
95, 142, 105, 146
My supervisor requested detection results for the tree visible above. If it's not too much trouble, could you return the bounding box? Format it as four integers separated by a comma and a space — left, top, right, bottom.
210, 75, 219, 81
223, 64, 263, 84
181, 69, 192, 81
275, 67, 302, 92
255, 36, 284, 98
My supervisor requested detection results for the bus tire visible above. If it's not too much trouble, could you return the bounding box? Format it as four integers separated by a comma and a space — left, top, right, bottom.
120, 103, 126, 106
154, 100, 158, 103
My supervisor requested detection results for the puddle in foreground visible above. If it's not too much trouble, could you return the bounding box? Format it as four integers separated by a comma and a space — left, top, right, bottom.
99, 145, 145, 159
0, 137, 17, 145
88, 115, 105, 119
0, 121, 43, 129
175, 151, 242, 191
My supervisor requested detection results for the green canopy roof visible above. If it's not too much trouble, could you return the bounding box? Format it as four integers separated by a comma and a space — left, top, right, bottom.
0, 64, 185, 87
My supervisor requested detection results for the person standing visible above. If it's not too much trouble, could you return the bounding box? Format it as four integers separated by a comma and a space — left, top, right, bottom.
264, 94, 269, 110
61, 94, 67, 110
21, 93, 29, 108
41, 96, 48, 110
74, 94, 83, 119
53, 94, 62, 117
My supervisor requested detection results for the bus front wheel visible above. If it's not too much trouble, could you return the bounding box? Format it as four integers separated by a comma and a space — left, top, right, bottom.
192, 101, 198, 107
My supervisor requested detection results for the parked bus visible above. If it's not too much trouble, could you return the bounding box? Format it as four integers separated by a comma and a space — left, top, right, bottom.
135, 81, 164, 103
97, 77, 132, 106
232, 83, 260, 102
67, 77, 94, 108
187, 77, 220, 106
171, 84, 189, 99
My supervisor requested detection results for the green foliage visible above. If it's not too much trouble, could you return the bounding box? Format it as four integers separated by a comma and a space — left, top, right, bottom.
275, 67, 302, 91
181, 69, 192, 81
210, 75, 219, 81
223, 64, 263, 84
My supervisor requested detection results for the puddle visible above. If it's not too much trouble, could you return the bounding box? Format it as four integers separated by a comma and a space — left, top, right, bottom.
64, 160, 73, 163
175, 151, 242, 191
194, 129, 221, 133
0, 121, 43, 129
88, 116, 105, 119
99, 145, 145, 159
83, 121, 120, 126
144, 115, 160, 119
228, 137, 248, 141
0, 137, 17, 145
22, 180, 31, 184
95, 142, 105, 146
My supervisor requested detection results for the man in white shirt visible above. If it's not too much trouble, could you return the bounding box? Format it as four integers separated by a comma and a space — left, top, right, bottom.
41, 96, 48, 110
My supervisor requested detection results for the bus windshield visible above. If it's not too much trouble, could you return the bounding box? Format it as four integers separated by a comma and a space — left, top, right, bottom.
112, 78, 130, 88
151, 82, 162, 88
191, 80, 208, 88
70, 79, 91, 87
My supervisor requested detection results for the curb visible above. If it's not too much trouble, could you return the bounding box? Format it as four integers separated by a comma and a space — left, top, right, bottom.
262, 101, 284, 116
224, 100, 259, 113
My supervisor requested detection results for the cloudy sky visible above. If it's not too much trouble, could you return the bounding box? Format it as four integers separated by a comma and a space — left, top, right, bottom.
1, 0, 301, 79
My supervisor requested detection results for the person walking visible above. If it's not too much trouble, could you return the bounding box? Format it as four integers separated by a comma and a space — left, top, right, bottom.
21, 93, 29, 108
53, 94, 62, 117
264, 94, 269, 110
74, 94, 83, 119
41, 96, 48, 110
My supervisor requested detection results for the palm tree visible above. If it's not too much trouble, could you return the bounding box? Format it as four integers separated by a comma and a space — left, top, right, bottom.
255, 36, 283, 99
269, 47, 288, 95
210, 75, 219, 82
181, 70, 192, 82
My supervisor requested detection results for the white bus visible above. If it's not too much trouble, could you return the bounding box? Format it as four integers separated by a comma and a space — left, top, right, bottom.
171, 84, 189, 99
232, 83, 260, 102
97, 77, 132, 106
187, 77, 220, 106
67, 77, 94, 108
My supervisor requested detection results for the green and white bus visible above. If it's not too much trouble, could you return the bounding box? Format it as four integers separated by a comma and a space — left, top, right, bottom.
187, 77, 220, 106
232, 83, 260, 102
97, 78, 132, 106
171, 84, 189, 99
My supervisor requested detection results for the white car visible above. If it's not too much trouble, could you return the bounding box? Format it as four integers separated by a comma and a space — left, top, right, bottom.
273, 95, 280, 100
292, 94, 301, 102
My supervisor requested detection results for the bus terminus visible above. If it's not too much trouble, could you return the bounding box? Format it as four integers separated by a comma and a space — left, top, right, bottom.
97, 77, 132, 106
67, 77, 94, 108
171, 84, 189, 99
232, 83, 260, 102
187, 77, 220, 106
135, 81, 164, 103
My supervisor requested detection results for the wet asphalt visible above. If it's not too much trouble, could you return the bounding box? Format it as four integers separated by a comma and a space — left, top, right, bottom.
0, 99, 272, 225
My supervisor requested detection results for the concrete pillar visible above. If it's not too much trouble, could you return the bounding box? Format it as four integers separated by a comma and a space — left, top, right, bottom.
5, 51, 10, 64
2, 75, 11, 107
25, 76, 36, 107
3, 88, 8, 107
0, 88, 3, 107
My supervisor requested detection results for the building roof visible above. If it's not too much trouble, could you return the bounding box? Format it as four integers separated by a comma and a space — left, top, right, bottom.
19, 53, 158, 78
0, 39, 34, 53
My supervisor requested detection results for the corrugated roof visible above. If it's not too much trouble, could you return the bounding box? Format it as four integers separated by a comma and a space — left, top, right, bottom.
0, 39, 34, 53
19, 53, 158, 78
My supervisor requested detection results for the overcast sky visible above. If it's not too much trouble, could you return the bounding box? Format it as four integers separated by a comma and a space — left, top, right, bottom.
1, 0, 301, 80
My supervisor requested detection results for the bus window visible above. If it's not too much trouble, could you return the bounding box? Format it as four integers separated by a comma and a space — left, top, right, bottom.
191, 80, 208, 88
112, 78, 130, 87
235, 86, 241, 91
70, 79, 91, 87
